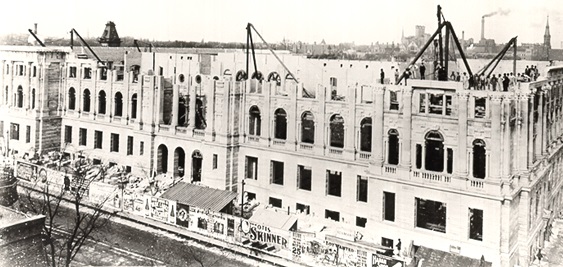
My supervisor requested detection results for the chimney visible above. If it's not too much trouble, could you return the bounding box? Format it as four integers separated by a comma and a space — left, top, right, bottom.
34, 23, 38, 34
481, 17, 485, 41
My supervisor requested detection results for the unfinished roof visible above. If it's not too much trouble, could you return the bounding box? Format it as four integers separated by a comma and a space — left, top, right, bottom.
249, 208, 297, 231
98, 21, 121, 47
414, 246, 492, 267
160, 182, 237, 212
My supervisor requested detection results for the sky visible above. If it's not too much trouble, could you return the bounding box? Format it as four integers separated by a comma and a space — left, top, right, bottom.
1, 0, 562, 48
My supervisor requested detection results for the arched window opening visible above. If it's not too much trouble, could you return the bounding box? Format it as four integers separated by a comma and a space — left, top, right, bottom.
274, 108, 287, 140
285, 73, 295, 80
236, 70, 247, 81
174, 147, 186, 177
223, 69, 232, 76
360, 118, 372, 152
195, 99, 206, 130
157, 144, 168, 174
68, 87, 76, 110
177, 96, 187, 126
98, 90, 106, 114
31, 88, 35, 109
388, 129, 400, 165
251, 71, 263, 81
16, 86, 23, 108
425, 131, 444, 172
249, 106, 261, 136
83, 89, 91, 112
330, 114, 345, 148
131, 94, 138, 119
473, 139, 486, 179
192, 150, 202, 182
267, 72, 281, 86
114, 92, 123, 117
301, 111, 315, 144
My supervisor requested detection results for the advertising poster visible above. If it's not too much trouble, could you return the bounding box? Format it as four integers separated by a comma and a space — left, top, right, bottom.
239, 219, 292, 258
150, 197, 170, 222
176, 203, 190, 228
167, 200, 177, 225
15, 161, 37, 181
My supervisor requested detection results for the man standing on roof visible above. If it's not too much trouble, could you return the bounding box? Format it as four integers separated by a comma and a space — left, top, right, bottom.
420, 63, 426, 80
380, 69, 385, 84
395, 69, 400, 84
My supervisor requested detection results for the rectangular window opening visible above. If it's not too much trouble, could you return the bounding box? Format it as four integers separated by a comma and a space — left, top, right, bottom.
245, 156, 258, 180
325, 209, 340, 222
357, 176, 368, 202
271, 160, 284, 185
296, 203, 310, 215
25, 126, 31, 143
356, 216, 367, 228
269, 197, 282, 208
94, 131, 103, 149
475, 97, 487, 118
213, 154, 218, 169
416, 197, 446, 233
326, 170, 342, 197
298, 165, 312, 191
383, 192, 396, 221
79, 128, 87, 146
469, 208, 483, 241
429, 93, 444, 115
127, 136, 133, 155
64, 126, 72, 144
10, 123, 19, 140
110, 133, 119, 152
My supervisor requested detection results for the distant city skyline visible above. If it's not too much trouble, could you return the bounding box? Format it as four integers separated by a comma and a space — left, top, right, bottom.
1, 0, 561, 48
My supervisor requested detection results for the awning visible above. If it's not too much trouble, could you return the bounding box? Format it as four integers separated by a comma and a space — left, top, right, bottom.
160, 182, 237, 212
249, 208, 297, 231
414, 246, 492, 267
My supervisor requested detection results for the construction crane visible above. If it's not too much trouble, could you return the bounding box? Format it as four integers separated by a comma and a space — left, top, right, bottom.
134, 39, 155, 53
69, 28, 105, 67
396, 5, 472, 85
28, 29, 45, 47
244, 23, 312, 97
474, 37, 518, 78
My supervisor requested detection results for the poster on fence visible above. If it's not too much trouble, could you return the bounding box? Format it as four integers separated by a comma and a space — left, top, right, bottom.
167, 200, 177, 225
150, 197, 170, 223
89, 182, 118, 207
15, 161, 37, 181
176, 203, 190, 228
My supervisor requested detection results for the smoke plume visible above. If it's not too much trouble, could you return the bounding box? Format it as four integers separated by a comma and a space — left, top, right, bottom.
482, 8, 511, 18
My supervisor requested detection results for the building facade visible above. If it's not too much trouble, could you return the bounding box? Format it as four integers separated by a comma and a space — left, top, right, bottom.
1, 45, 563, 267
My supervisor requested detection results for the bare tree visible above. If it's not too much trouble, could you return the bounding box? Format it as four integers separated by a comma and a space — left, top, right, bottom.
16, 157, 117, 267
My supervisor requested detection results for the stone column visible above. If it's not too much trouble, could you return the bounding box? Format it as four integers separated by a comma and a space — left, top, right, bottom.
519, 95, 529, 171
373, 86, 385, 166
188, 76, 197, 129
171, 84, 178, 128
537, 90, 544, 157
502, 97, 511, 178
500, 199, 511, 266
345, 85, 356, 158
401, 89, 412, 168
456, 93, 469, 175
489, 96, 502, 179
528, 94, 535, 167
518, 190, 531, 266
316, 85, 326, 154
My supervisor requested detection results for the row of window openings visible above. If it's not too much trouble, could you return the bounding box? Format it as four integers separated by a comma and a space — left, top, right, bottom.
67, 89, 136, 118
7, 64, 37, 77
64, 126, 141, 156
155, 146, 217, 181
246, 133, 487, 179
68, 66, 126, 81
265, 194, 483, 241
5, 123, 31, 143
4, 87, 36, 109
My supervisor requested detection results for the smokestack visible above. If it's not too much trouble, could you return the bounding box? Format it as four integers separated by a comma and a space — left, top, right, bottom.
481, 17, 485, 41
34, 23, 38, 34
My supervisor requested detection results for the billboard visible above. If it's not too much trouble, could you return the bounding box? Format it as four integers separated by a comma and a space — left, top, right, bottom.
176, 203, 190, 228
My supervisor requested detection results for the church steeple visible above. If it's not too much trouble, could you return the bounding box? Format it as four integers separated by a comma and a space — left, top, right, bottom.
544, 15, 551, 49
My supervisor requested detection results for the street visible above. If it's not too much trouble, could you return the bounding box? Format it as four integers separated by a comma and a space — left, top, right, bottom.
51, 205, 266, 267
531, 218, 563, 267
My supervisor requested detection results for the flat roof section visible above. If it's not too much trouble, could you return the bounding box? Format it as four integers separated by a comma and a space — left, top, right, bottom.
160, 182, 237, 212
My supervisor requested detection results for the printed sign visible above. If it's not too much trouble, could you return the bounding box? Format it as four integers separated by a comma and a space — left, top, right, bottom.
240, 220, 289, 248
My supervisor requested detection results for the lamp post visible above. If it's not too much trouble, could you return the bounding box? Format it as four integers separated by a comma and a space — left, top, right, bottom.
240, 178, 245, 218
